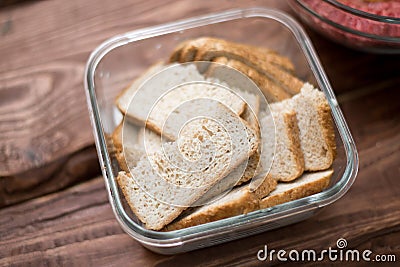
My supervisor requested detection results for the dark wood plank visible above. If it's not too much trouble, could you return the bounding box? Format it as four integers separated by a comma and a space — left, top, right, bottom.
1, 86, 399, 265
0, 145, 100, 207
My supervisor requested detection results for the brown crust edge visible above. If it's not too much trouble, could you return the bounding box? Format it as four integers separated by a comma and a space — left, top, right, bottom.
259, 170, 333, 209
277, 111, 305, 181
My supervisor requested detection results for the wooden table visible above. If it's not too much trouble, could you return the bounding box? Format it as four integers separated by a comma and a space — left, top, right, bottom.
1, 0, 399, 266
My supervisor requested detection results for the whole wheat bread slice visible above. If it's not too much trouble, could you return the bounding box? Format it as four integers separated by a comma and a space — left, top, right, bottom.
164, 175, 277, 231
288, 83, 336, 171
259, 107, 304, 182
117, 102, 259, 230
259, 169, 333, 209
193, 40, 304, 95
170, 37, 304, 96
208, 57, 292, 103
170, 37, 296, 73
164, 169, 332, 231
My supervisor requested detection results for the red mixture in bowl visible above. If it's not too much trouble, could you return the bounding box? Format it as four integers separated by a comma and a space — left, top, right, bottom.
303, 0, 400, 38
337, 0, 400, 18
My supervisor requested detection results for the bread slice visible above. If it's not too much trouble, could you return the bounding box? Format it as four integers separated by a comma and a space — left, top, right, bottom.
117, 102, 259, 230
111, 122, 124, 153
133, 75, 261, 185
117, 171, 185, 230
235, 92, 261, 185
164, 169, 332, 231
137, 127, 163, 154
171, 37, 304, 96
289, 83, 336, 171
164, 175, 277, 231
203, 59, 261, 131
116, 62, 165, 126
259, 169, 333, 209
193, 40, 304, 95
259, 107, 304, 182
240, 93, 260, 131
116, 63, 249, 140
170, 37, 296, 73
116, 144, 145, 172
111, 121, 142, 172
111, 121, 140, 153
169, 39, 193, 62
208, 57, 292, 103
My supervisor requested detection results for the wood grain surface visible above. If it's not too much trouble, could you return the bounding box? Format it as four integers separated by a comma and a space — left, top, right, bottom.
0, 0, 399, 266
0, 145, 100, 207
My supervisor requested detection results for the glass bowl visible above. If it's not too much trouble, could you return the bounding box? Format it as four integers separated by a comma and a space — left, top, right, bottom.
84, 7, 358, 254
288, 0, 400, 53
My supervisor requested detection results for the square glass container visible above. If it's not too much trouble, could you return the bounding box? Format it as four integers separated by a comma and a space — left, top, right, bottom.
84, 7, 358, 255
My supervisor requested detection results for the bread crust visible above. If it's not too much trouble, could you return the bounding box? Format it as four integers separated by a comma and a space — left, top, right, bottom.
171, 37, 296, 73
170, 37, 304, 96
164, 169, 332, 231
259, 170, 333, 209
164, 175, 277, 231
111, 122, 124, 153
209, 57, 292, 102
279, 111, 305, 181
317, 102, 337, 168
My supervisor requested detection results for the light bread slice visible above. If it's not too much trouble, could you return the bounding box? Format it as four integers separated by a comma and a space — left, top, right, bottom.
116, 63, 248, 140
116, 144, 144, 172
111, 121, 140, 153
170, 37, 296, 73
289, 83, 336, 171
259, 169, 333, 209
164, 175, 277, 231
260, 107, 304, 182
235, 92, 261, 185
137, 127, 163, 154
117, 171, 184, 230
116, 62, 165, 126
203, 59, 261, 131
117, 102, 259, 230
202, 58, 263, 178
111, 121, 142, 172
132, 81, 261, 185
